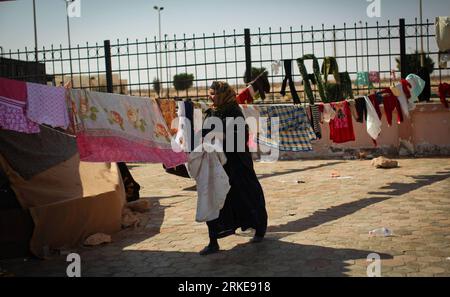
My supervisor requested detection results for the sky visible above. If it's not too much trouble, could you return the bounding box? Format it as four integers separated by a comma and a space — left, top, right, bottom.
0, 0, 449, 90
1, 0, 449, 51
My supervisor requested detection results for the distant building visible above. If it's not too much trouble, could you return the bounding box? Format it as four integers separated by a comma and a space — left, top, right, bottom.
0, 57, 52, 84
54, 74, 128, 94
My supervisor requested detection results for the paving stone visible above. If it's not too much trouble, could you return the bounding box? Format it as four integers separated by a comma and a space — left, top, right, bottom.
420, 266, 447, 274
2, 159, 449, 277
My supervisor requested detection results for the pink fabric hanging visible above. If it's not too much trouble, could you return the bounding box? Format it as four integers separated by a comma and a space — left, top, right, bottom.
70, 89, 187, 168
26, 82, 70, 129
0, 77, 27, 102
0, 96, 40, 134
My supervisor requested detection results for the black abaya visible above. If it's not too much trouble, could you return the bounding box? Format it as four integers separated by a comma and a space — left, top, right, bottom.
203, 104, 268, 239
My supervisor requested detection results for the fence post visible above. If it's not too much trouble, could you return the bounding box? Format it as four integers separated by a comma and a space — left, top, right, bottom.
244, 28, 252, 83
104, 40, 113, 93
399, 18, 407, 79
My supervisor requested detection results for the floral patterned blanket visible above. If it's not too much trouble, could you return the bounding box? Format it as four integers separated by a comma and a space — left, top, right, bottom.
69, 89, 187, 168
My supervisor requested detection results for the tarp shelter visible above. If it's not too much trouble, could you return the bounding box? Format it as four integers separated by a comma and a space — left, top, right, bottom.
0, 125, 126, 258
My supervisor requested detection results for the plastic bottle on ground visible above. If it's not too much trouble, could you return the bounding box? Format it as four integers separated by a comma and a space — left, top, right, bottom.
369, 227, 393, 237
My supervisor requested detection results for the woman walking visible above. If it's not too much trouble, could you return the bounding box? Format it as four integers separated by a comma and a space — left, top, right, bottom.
199, 81, 268, 256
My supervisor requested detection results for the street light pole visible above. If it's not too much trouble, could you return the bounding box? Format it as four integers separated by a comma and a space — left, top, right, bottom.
64, 0, 74, 85
359, 21, 365, 72
32, 0, 38, 62
419, 0, 425, 67
65, 1, 72, 49
154, 6, 164, 97
165, 33, 171, 98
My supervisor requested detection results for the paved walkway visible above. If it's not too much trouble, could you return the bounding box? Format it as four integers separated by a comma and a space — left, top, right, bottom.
1, 158, 450, 277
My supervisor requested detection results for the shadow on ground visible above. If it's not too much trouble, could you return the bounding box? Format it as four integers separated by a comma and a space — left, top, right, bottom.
269, 171, 450, 236
257, 161, 345, 180
368, 171, 450, 196
0, 238, 392, 277
2, 170, 449, 277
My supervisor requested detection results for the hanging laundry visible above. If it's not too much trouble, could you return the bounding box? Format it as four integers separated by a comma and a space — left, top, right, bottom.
257, 105, 316, 152
174, 99, 202, 153
70, 89, 187, 168
320, 103, 337, 123
237, 85, 255, 105
322, 57, 338, 100
187, 140, 230, 223
165, 100, 193, 179
380, 88, 404, 126
390, 70, 398, 83
406, 74, 426, 103
156, 98, 178, 135
249, 71, 270, 101
339, 72, 354, 100
354, 97, 367, 123
271, 60, 281, 75
402, 79, 417, 112
356, 72, 370, 86
0, 77, 27, 102
435, 17, 450, 53
348, 100, 359, 122
280, 60, 300, 104
393, 81, 414, 119
26, 82, 70, 129
390, 85, 400, 97
322, 57, 354, 101
0, 96, 40, 134
363, 96, 382, 141
329, 101, 355, 144
400, 79, 412, 98
322, 57, 340, 84
174, 101, 191, 152
369, 71, 381, 83
297, 54, 326, 104
192, 101, 209, 140
439, 83, 450, 109
240, 104, 261, 151
368, 93, 383, 120
439, 51, 450, 68
436, 17, 450, 69
309, 104, 322, 139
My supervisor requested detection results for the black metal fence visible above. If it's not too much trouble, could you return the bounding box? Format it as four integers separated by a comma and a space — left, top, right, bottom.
1, 18, 448, 103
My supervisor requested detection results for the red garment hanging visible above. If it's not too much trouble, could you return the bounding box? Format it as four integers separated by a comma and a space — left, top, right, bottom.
380, 88, 404, 126
236, 87, 253, 104
329, 101, 355, 144
0, 77, 27, 102
439, 83, 450, 108
400, 79, 412, 99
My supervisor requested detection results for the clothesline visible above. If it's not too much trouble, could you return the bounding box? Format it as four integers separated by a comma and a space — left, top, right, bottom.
0, 72, 445, 159
0, 76, 188, 168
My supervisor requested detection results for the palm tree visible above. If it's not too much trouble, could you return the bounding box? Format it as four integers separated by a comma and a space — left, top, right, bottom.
243, 67, 267, 83
396, 51, 435, 75
173, 73, 194, 92
152, 78, 161, 97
